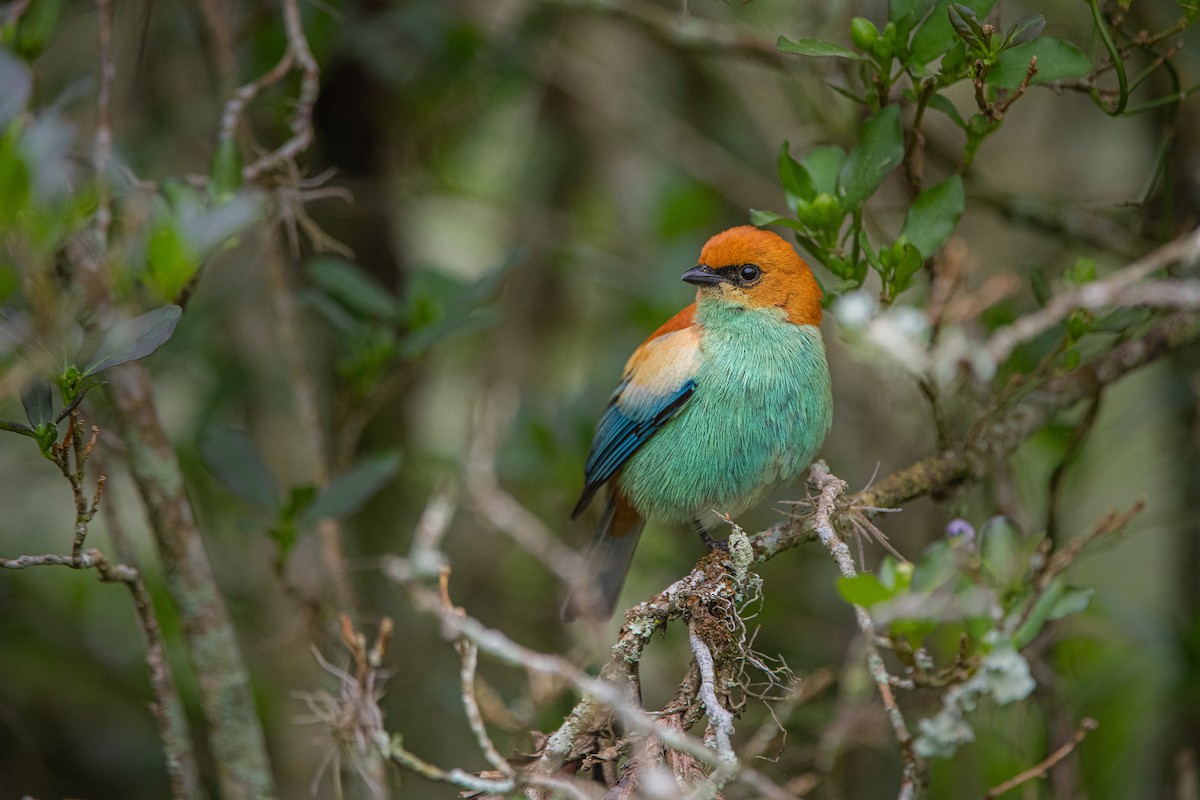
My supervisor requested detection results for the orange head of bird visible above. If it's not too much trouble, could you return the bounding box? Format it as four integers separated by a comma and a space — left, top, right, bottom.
681, 225, 822, 325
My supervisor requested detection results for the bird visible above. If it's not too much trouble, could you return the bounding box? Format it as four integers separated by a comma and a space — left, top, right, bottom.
563, 225, 833, 621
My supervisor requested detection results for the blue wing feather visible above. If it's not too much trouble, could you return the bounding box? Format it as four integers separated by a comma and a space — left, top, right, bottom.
572, 378, 696, 518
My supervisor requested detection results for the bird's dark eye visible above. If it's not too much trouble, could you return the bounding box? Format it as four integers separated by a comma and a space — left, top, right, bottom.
739, 265, 761, 283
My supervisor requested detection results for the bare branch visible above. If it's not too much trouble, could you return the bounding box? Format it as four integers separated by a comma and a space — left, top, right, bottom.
458, 640, 514, 777
466, 387, 587, 586
857, 311, 1200, 511
688, 621, 737, 769
986, 226, 1200, 365
217, 0, 320, 183
984, 717, 1098, 798
2, 547, 197, 798
808, 464, 922, 800
105, 363, 275, 799
263, 238, 355, 611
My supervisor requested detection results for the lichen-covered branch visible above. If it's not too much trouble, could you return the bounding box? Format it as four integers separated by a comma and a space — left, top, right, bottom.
1, 411, 199, 800
809, 464, 922, 800
858, 311, 1200, 512
105, 364, 275, 800
985, 226, 1200, 365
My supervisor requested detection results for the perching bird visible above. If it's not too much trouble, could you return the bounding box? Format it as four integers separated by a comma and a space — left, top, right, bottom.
563, 225, 833, 621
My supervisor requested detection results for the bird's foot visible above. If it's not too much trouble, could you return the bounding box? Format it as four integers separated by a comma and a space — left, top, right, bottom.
696, 526, 729, 553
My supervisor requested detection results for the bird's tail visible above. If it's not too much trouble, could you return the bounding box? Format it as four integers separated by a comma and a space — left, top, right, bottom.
561, 494, 645, 622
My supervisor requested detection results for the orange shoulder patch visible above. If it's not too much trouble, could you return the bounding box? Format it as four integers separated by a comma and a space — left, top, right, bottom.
646, 303, 697, 340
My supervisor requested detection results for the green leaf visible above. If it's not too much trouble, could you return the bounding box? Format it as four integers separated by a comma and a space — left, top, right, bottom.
271, 486, 317, 561
1049, 584, 1093, 621
857, 230, 882, 274
1001, 14, 1045, 51
1030, 266, 1052, 307
399, 307, 499, 360
778, 142, 816, 209
908, 0, 997, 66
1012, 579, 1058, 646
837, 573, 896, 607
198, 424, 281, 512
0, 419, 33, 436
795, 193, 844, 233
749, 209, 806, 231
777, 36, 868, 61
21, 380, 53, 429
850, 18, 881, 54
802, 146, 847, 196
303, 289, 365, 338
927, 94, 967, 128
464, 250, 520, 306
283, 485, 318, 518
980, 516, 1021, 586
0, 126, 31, 229
185, 192, 262, 254
395, 267, 506, 360
878, 556, 899, 590
304, 451, 402, 523
913, 541, 959, 592
890, 0, 937, 37
900, 175, 965, 258
81, 306, 182, 377
837, 105, 905, 209
1067, 257, 1097, 284
990, 37, 1091, 89
268, 517, 300, 562
12, 0, 64, 59
55, 364, 83, 405
937, 40, 971, 79
1013, 581, 1094, 648
948, 4, 988, 52
891, 241, 925, 293
308, 257, 404, 323
208, 139, 243, 203
146, 221, 198, 302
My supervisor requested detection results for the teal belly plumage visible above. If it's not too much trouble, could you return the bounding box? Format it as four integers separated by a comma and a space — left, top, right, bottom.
618, 302, 832, 525
563, 224, 834, 621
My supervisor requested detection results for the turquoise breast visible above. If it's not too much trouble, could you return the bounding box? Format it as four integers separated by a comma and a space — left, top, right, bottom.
618, 302, 832, 525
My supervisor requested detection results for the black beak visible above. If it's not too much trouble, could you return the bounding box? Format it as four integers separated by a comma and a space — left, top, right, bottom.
681, 265, 724, 286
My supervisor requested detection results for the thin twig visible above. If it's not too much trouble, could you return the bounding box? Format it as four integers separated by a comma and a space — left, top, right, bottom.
741, 668, 835, 762
902, 77, 936, 197
196, 0, 238, 92
1045, 389, 1103, 541
216, 0, 320, 183
809, 463, 922, 800
401, 577, 725, 771
263, 235, 355, 610
97, 551, 198, 800
105, 362, 276, 799
859, 312, 1200, 512
995, 56, 1039, 117
689, 621, 737, 762
986, 226, 1200, 365
387, 490, 792, 799
93, 0, 115, 242
983, 718, 1098, 798
5, 548, 198, 800
246, 0, 319, 181
465, 387, 587, 586
458, 640, 514, 776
